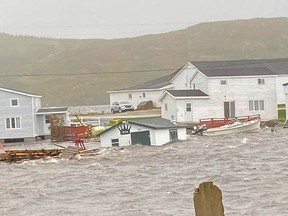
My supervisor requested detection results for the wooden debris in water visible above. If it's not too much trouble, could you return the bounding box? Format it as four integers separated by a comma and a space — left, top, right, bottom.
60, 146, 81, 159
0, 149, 63, 163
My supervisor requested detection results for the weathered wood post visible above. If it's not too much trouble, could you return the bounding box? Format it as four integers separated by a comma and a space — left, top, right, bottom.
193, 182, 224, 216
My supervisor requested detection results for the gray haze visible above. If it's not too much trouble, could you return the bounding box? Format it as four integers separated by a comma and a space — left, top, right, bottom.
0, 0, 287, 39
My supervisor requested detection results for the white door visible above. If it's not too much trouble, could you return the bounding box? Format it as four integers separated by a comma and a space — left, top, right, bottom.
185, 102, 193, 121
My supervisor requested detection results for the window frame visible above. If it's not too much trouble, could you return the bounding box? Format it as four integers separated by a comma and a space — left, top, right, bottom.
6, 117, 21, 129
111, 138, 119, 146
258, 79, 265, 85
220, 80, 227, 85
10, 98, 19, 107
249, 100, 264, 111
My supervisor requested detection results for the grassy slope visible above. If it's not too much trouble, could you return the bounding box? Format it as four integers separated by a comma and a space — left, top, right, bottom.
0, 17, 288, 106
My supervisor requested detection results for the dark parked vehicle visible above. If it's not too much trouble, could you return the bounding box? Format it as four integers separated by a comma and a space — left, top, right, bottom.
111, 101, 134, 113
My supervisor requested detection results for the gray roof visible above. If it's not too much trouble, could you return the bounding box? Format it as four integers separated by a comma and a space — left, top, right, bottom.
129, 117, 186, 129
191, 58, 288, 75
99, 117, 186, 136
199, 67, 275, 77
167, 90, 208, 97
37, 107, 69, 114
116, 69, 181, 91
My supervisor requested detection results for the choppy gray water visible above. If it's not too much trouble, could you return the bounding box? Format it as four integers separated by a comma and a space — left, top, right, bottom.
1, 127, 288, 216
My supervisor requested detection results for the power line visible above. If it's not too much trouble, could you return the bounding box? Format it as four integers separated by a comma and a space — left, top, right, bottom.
0, 58, 287, 77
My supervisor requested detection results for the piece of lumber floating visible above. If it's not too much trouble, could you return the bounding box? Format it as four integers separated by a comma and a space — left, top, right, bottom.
0, 149, 64, 163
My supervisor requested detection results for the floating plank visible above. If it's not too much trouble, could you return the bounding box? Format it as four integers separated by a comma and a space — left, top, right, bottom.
60, 146, 81, 159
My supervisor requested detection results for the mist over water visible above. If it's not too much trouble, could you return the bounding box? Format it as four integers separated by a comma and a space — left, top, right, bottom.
1, 127, 288, 216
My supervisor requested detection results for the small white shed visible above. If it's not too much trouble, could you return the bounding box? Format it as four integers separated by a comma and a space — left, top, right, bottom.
99, 117, 187, 147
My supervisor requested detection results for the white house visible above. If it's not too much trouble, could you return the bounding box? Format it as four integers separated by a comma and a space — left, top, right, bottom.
36, 107, 71, 138
283, 83, 288, 120
108, 58, 288, 122
0, 87, 70, 143
107, 70, 178, 108
99, 117, 187, 147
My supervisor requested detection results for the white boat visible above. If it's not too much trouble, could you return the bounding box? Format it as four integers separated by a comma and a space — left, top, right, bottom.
202, 118, 261, 136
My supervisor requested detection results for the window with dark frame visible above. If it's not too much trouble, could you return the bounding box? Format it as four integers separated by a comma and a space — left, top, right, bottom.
143, 93, 146, 98
45, 116, 50, 124
258, 79, 265, 85
111, 138, 119, 146
221, 80, 227, 85
186, 103, 192, 112
11, 99, 19, 107
6, 117, 21, 129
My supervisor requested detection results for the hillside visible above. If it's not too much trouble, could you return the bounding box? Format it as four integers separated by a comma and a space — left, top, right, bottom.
0, 17, 288, 106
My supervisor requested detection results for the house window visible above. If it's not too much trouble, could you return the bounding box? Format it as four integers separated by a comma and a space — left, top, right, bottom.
111, 138, 119, 146
142, 93, 146, 98
258, 79, 265, 85
129, 93, 132, 99
221, 80, 227, 85
10, 99, 19, 107
164, 103, 168, 111
249, 100, 264, 111
6, 117, 21, 129
249, 101, 254, 111
45, 115, 50, 124
186, 103, 192, 112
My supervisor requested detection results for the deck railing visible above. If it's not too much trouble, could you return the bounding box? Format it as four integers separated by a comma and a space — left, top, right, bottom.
199, 114, 260, 128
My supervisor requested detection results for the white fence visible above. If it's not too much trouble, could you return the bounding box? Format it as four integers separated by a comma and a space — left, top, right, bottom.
69, 105, 111, 115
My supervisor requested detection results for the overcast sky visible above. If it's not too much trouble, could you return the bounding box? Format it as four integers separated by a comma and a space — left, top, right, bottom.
0, 0, 287, 39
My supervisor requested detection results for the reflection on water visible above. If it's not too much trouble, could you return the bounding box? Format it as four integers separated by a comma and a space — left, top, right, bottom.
1, 127, 288, 215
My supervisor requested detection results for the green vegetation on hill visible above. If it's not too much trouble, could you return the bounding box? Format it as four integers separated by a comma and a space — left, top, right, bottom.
0, 17, 288, 106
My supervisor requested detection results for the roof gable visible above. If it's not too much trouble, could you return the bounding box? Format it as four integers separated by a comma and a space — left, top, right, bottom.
0, 87, 41, 98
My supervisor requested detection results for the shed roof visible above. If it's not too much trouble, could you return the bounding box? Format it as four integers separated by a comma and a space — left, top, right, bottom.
37, 107, 69, 114
99, 117, 186, 136
129, 117, 186, 129
166, 90, 209, 97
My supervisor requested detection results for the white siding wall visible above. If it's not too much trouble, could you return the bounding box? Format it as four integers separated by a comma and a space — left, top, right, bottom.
171, 63, 199, 90
177, 128, 188, 140
161, 94, 177, 121
154, 129, 170, 146
0, 91, 35, 139
207, 76, 277, 120
284, 86, 288, 119
109, 89, 164, 108
154, 128, 187, 146
175, 99, 211, 122
276, 75, 288, 104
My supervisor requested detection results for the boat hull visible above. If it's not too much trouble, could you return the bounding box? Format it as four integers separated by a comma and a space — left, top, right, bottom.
202, 119, 261, 136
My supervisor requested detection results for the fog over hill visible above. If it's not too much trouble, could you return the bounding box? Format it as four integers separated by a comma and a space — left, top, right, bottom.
0, 17, 288, 106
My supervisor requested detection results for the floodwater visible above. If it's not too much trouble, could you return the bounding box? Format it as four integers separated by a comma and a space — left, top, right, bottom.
1, 127, 288, 216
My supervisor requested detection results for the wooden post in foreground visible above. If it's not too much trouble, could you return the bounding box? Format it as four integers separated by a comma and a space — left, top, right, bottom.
193, 182, 224, 216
